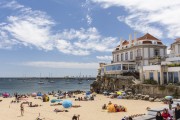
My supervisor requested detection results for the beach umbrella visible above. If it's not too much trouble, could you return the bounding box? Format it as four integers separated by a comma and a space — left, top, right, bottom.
117, 96, 122, 99
86, 91, 91, 96
51, 99, 57, 103
51, 99, 62, 103
117, 91, 122, 95
31, 93, 37, 97
37, 92, 42, 96
2, 92, 10, 98
165, 96, 173, 100
62, 100, 72, 108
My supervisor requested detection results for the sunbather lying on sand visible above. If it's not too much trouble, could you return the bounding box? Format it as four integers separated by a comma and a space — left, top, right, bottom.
72, 105, 81, 108
54, 108, 69, 112
50, 103, 62, 106
29, 102, 42, 107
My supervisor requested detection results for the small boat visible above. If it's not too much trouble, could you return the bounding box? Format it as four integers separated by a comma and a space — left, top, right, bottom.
49, 80, 55, 83
78, 81, 83, 84
78, 79, 83, 84
38, 81, 44, 84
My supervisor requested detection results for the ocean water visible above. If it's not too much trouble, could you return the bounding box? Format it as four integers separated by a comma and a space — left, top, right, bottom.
0, 78, 94, 94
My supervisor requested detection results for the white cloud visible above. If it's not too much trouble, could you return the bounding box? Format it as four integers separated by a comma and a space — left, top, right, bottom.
82, 0, 93, 26
23, 61, 99, 69
55, 27, 117, 55
96, 55, 112, 61
86, 14, 92, 25
1, 0, 24, 9
0, 1, 55, 50
0, 0, 118, 56
91, 0, 180, 39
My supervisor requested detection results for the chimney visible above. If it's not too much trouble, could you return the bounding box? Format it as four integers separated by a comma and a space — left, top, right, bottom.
129, 34, 132, 46
120, 37, 123, 49
134, 32, 137, 45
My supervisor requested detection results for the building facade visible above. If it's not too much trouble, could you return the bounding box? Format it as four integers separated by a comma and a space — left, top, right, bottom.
142, 38, 180, 85
98, 33, 167, 78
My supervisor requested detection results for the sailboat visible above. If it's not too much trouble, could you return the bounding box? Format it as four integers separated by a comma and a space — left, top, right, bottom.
38, 73, 44, 84
48, 73, 55, 83
78, 72, 83, 84
38, 81, 44, 84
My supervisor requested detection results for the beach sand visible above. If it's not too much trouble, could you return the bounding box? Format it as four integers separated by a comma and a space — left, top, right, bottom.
0, 94, 167, 120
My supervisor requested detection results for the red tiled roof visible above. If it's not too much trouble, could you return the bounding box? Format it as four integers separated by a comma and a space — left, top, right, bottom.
138, 33, 160, 41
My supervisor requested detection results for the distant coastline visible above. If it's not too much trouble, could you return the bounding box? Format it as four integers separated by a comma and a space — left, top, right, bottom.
0, 77, 96, 80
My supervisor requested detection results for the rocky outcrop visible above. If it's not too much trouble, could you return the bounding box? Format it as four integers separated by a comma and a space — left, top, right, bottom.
91, 75, 139, 93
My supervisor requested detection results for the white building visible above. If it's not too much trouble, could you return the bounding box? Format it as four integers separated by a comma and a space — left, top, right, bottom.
142, 39, 180, 85
99, 33, 167, 78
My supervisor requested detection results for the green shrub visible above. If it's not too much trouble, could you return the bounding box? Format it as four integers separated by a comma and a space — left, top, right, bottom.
143, 79, 158, 85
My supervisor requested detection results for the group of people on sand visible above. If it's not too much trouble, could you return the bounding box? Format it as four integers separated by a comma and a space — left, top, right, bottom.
75, 96, 94, 101
102, 101, 127, 112
156, 103, 180, 120
14, 93, 28, 100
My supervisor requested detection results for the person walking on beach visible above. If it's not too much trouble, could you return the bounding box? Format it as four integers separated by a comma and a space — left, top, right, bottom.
168, 98, 173, 109
175, 103, 180, 120
20, 104, 24, 116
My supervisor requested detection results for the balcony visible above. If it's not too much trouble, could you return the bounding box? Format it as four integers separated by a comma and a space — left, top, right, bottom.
136, 56, 142, 60
149, 56, 162, 65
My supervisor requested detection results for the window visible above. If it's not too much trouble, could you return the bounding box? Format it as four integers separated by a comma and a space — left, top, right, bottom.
154, 49, 160, 56
129, 64, 135, 70
149, 72, 154, 80
122, 64, 128, 70
163, 72, 167, 84
168, 72, 173, 83
137, 49, 141, 57
117, 64, 121, 70
174, 72, 179, 83
121, 53, 124, 61
112, 65, 116, 71
178, 45, 180, 54
130, 51, 133, 60
158, 72, 160, 85
125, 52, 128, 60
117, 54, 119, 62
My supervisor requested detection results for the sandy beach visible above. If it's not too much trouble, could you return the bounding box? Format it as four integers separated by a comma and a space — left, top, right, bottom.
0, 94, 167, 120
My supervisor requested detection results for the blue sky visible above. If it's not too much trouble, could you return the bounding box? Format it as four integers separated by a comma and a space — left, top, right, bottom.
0, 0, 179, 77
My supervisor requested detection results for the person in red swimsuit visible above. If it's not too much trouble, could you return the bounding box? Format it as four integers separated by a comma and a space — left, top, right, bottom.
161, 109, 170, 120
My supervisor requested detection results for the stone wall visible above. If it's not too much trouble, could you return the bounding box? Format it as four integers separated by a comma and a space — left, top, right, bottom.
133, 84, 180, 98
90, 75, 136, 93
